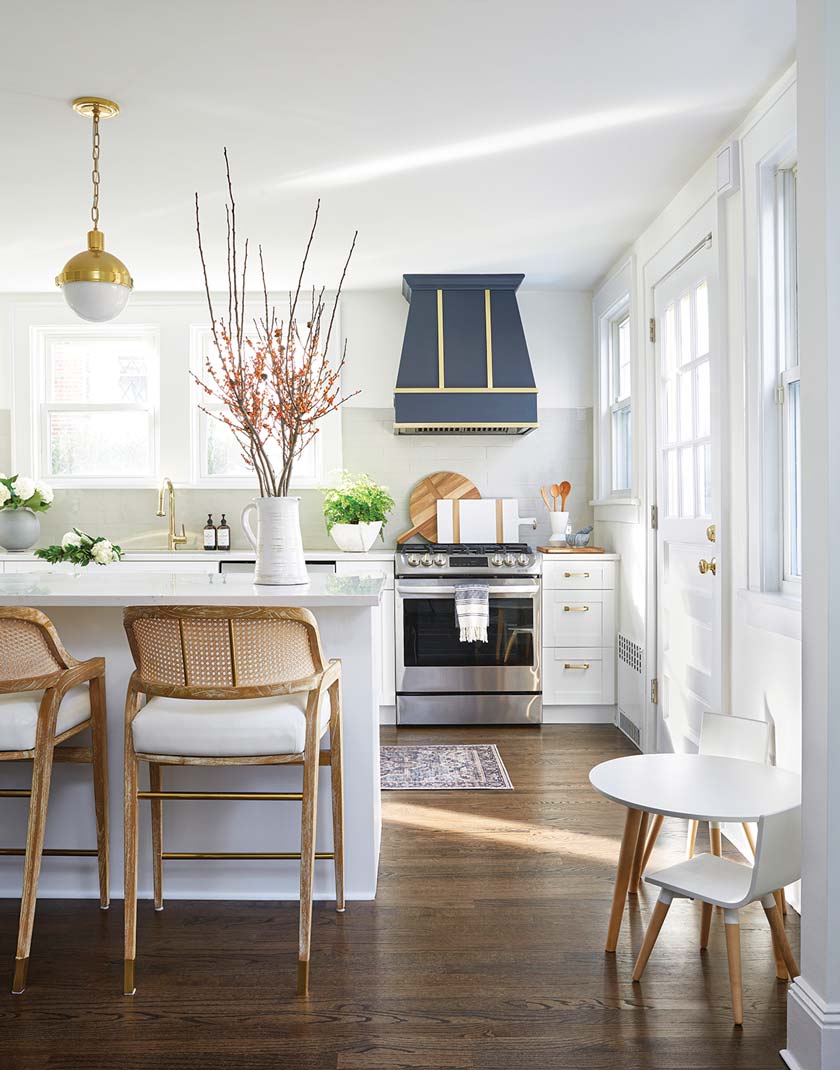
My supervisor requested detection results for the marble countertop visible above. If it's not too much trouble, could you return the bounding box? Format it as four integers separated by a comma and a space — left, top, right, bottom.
0, 569, 385, 607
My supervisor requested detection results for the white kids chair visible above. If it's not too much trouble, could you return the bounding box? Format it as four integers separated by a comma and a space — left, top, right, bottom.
632, 804, 800, 1026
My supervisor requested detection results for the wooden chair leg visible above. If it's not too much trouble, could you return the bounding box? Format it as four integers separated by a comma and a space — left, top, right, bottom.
640, 814, 664, 876
149, 763, 164, 911
605, 807, 643, 952
123, 702, 139, 996
686, 819, 699, 858
763, 898, 799, 979
700, 901, 713, 950
89, 674, 110, 910
774, 888, 787, 918
328, 677, 345, 913
632, 893, 672, 981
741, 821, 756, 857
297, 692, 322, 996
724, 914, 744, 1026
710, 822, 722, 857
13, 692, 60, 994
629, 811, 650, 894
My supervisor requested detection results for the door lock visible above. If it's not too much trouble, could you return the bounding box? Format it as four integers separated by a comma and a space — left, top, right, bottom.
698, 557, 717, 576
706, 524, 716, 543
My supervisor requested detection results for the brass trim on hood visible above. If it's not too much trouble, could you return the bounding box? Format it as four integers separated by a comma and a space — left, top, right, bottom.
394, 386, 538, 393
437, 289, 445, 388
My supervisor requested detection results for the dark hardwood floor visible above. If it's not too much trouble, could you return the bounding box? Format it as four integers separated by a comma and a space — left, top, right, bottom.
0, 725, 795, 1069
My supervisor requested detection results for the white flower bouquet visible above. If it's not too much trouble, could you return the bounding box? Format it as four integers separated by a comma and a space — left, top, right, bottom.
0, 473, 53, 512
35, 528, 123, 568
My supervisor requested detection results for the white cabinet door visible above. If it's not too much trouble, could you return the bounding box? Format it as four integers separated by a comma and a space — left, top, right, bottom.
380, 588, 396, 705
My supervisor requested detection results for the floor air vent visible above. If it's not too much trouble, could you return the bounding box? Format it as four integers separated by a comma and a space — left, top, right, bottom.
616, 634, 644, 750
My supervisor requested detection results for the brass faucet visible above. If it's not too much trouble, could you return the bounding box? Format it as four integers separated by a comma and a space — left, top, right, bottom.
156, 477, 187, 550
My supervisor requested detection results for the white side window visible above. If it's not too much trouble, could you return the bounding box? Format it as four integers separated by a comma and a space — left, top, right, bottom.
777, 166, 800, 586
609, 312, 632, 493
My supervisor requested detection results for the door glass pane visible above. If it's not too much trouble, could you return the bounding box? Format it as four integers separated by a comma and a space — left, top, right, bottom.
680, 446, 695, 518
679, 293, 692, 366
696, 359, 711, 438
696, 281, 709, 356
664, 380, 677, 444
663, 305, 676, 374
666, 449, 678, 517
697, 443, 711, 517
48, 411, 153, 477
402, 597, 535, 667
678, 369, 693, 441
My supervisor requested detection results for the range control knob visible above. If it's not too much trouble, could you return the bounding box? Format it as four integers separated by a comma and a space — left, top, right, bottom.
504, 553, 515, 567
517, 553, 529, 566
433, 553, 447, 566
407, 553, 420, 567
421, 553, 433, 567
490, 553, 504, 567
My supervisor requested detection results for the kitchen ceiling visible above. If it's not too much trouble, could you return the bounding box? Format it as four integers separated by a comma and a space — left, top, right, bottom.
0, 0, 794, 292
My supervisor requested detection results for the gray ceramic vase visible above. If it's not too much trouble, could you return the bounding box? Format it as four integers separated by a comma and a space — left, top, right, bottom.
0, 508, 41, 552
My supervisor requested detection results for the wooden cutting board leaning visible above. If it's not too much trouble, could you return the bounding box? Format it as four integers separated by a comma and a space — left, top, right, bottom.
395, 472, 481, 544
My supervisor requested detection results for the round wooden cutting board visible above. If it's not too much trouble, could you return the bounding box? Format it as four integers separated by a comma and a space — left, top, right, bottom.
396, 472, 481, 543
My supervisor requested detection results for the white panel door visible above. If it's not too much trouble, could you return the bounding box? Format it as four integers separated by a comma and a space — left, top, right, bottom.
654, 243, 721, 751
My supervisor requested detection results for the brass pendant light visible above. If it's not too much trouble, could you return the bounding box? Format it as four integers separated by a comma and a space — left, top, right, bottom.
56, 97, 133, 322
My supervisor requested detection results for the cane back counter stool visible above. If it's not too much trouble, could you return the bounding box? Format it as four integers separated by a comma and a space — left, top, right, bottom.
0, 607, 109, 993
122, 605, 344, 997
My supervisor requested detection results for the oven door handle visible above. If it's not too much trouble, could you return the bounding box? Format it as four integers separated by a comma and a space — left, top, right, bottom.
397, 585, 540, 597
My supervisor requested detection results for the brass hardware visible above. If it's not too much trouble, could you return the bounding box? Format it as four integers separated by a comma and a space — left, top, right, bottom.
564, 663, 590, 670
72, 96, 120, 119
564, 571, 590, 578
706, 524, 716, 543
563, 605, 590, 612
12, 956, 29, 995
651, 504, 658, 529
393, 387, 538, 394
698, 557, 717, 576
437, 289, 445, 388
138, 791, 304, 801
0, 789, 32, 797
394, 421, 539, 428
161, 851, 334, 860
157, 477, 188, 550
485, 289, 494, 388
650, 318, 656, 343
0, 848, 98, 856
651, 678, 659, 704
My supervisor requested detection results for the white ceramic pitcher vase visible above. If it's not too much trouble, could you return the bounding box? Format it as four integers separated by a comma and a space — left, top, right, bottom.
241, 496, 308, 585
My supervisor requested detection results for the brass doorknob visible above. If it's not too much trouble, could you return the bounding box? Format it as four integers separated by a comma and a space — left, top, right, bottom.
706, 524, 716, 543
698, 557, 717, 576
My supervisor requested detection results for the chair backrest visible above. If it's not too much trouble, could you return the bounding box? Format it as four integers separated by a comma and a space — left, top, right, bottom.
747, 804, 801, 901
699, 712, 769, 764
0, 607, 73, 690
123, 605, 327, 697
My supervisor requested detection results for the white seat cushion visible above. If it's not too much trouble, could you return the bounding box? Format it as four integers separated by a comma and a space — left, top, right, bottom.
132, 691, 331, 757
646, 852, 754, 909
0, 685, 91, 752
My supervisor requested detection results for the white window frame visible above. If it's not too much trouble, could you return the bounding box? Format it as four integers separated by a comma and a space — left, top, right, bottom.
776, 165, 800, 591
29, 323, 160, 488
609, 311, 632, 494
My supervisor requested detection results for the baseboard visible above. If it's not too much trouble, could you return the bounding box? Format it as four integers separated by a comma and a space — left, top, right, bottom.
542, 704, 616, 725
379, 705, 396, 725
782, 978, 840, 1070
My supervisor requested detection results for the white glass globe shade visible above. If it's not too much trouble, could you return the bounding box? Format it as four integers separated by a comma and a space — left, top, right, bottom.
61, 281, 131, 323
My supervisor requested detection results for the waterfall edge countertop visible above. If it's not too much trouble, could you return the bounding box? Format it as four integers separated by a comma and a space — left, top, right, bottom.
0, 568, 385, 607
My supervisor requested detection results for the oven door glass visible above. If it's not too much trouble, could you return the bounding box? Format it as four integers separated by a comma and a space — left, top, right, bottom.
402, 596, 535, 668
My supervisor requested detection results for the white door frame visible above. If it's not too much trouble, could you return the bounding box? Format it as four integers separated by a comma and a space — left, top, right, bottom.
642, 196, 731, 752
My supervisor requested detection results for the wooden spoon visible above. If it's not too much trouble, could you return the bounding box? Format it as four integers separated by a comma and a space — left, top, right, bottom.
540, 486, 553, 512
559, 480, 571, 511
549, 484, 561, 511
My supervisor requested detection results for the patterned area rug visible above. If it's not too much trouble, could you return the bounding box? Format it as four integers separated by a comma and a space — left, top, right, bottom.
380, 744, 513, 790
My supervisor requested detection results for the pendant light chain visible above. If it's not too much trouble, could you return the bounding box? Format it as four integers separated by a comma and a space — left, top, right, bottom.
90, 105, 101, 231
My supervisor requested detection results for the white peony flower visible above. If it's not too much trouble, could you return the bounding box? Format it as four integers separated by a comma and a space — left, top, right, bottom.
35, 481, 54, 504
0, 484, 10, 506
61, 530, 81, 550
91, 540, 116, 565
13, 476, 35, 502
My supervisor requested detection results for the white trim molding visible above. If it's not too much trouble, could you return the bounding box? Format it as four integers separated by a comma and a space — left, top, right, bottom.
782, 980, 840, 1070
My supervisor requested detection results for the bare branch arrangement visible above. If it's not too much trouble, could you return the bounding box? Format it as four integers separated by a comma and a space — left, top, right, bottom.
194, 149, 359, 497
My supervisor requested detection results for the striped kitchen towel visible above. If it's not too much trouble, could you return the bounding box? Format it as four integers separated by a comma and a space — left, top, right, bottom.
454, 583, 490, 643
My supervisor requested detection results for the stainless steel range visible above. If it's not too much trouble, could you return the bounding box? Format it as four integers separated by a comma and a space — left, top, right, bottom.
395, 543, 542, 725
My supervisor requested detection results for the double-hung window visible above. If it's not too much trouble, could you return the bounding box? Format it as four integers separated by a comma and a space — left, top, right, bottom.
777, 166, 800, 586
609, 312, 632, 493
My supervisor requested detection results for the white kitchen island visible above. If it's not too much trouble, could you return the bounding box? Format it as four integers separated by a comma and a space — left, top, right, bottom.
0, 569, 384, 903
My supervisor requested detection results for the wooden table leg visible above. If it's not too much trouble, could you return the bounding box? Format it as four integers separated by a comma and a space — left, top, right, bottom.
629, 811, 650, 894
710, 822, 722, 857
606, 807, 643, 953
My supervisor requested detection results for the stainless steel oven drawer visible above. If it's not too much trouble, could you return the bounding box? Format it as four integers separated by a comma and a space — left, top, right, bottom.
397, 692, 542, 725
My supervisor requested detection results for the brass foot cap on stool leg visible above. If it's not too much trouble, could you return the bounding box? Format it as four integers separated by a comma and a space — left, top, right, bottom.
12, 957, 28, 994
123, 959, 136, 996
296, 960, 309, 997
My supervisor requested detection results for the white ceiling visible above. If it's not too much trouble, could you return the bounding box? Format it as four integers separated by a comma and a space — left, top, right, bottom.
1, 0, 794, 293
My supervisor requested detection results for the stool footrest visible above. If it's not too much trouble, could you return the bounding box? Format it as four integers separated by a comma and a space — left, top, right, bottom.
161, 851, 334, 860
0, 848, 98, 857
0, 790, 31, 798
138, 791, 304, 801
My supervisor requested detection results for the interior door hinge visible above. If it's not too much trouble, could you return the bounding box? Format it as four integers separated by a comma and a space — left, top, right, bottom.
649, 318, 656, 344
651, 678, 659, 705
650, 504, 658, 529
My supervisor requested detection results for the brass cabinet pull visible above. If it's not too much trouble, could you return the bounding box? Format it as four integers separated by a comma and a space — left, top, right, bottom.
698, 557, 717, 576
564, 571, 590, 578
563, 605, 590, 612
564, 663, 590, 670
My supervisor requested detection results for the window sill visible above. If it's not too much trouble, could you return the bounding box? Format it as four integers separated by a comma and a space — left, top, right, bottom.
591, 498, 641, 524
737, 588, 801, 641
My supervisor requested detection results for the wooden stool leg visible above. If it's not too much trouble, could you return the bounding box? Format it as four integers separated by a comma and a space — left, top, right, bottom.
724, 913, 744, 1026
686, 819, 699, 858
123, 702, 139, 996
700, 901, 713, 949
774, 888, 786, 918
605, 807, 643, 952
763, 898, 799, 979
297, 692, 322, 996
710, 822, 722, 857
632, 892, 672, 981
89, 674, 110, 910
640, 814, 664, 876
13, 692, 60, 994
328, 678, 345, 913
149, 763, 164, 911
629, 811, 650, 894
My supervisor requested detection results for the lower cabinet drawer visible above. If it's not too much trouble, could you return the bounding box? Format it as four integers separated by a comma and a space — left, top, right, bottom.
543, 647, 615, 705
543, 589, 615, 646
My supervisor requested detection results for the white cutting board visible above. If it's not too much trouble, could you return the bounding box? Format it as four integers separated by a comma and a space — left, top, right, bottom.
436, 499, 536, 543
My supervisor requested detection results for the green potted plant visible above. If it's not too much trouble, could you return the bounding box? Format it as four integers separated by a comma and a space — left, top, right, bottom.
323, 472, 395, 552
0, 474, 53, 552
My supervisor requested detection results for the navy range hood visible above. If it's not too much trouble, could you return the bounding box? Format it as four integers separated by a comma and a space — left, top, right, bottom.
393, 274, 538, 435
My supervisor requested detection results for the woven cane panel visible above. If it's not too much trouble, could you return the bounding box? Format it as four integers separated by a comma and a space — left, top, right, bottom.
130, 618, 185, 685
181, 618, 234, 687
232, 619, 316, 686
0, 618, 61, 680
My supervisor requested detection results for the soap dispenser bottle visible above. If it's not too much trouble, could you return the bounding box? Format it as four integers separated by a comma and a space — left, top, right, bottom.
217, 513, 231, 551
203, 514, 217, 551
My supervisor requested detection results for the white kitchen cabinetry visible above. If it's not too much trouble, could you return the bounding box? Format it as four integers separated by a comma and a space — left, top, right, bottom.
541, 555, 618, 723
335, 560, 395, 707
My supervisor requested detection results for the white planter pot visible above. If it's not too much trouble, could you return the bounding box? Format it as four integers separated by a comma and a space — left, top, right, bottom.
241, 496, 308, 585
329, 521, 382, 553
0, 508, 41, 552
548, 511, 570, 545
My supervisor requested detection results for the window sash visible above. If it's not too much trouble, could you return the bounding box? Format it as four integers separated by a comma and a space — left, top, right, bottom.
782, 366, 801, 585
